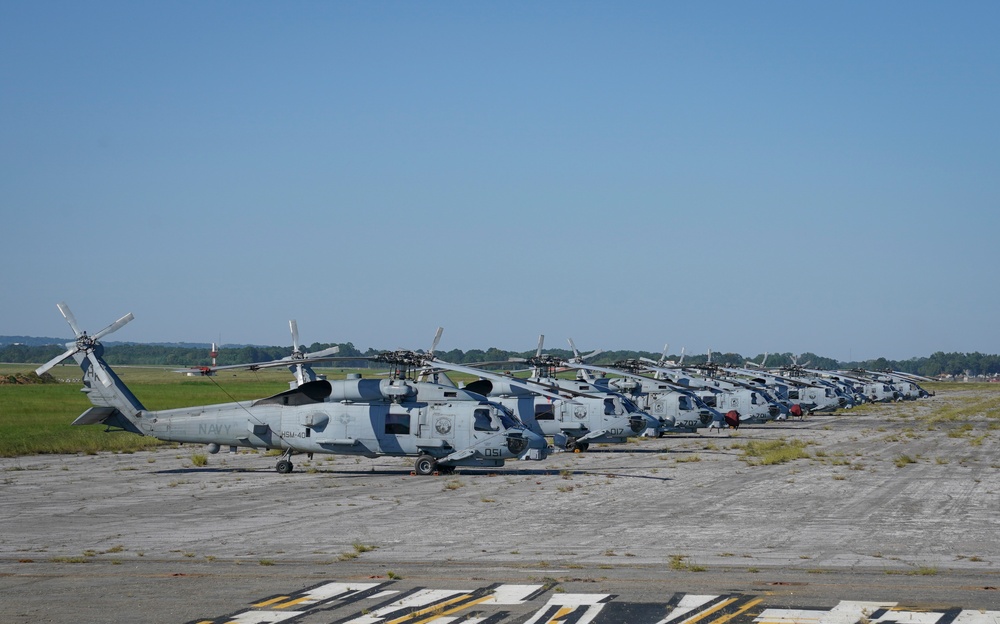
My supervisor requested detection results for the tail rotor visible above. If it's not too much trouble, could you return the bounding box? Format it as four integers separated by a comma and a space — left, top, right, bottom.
35, 302, 134, 387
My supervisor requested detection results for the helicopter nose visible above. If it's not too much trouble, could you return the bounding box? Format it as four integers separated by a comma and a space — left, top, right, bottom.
517, 429, 548, 461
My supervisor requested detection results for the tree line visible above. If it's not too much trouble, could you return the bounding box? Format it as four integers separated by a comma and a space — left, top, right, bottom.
1, 342, 999, 378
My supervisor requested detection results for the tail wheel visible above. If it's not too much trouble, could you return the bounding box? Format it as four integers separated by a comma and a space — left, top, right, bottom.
414, 454, 437, 476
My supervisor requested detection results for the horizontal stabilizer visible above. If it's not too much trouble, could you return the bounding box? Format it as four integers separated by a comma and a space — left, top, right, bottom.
72, 406, 118, 426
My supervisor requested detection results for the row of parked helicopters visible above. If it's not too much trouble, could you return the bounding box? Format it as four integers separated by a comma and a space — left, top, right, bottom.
36, 304, 933, 476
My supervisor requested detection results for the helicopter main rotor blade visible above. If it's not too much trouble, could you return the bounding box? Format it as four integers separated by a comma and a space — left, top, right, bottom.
289, 320, 301, 353
304, 345, 340, 358
428, 358, 578, 403
430, 327, 443, 356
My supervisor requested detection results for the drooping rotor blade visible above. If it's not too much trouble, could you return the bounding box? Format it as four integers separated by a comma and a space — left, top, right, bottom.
35, 346, 79, 376
57, 302, 83, 337
567, 361, 690, 391
87, 351, 114, 387
173, 353, 349, 376
304, 345, 340, 358
289, 320, 301, 353
429, 327, 443, 357
92, 312, 134, 342
567, 337, 579, 357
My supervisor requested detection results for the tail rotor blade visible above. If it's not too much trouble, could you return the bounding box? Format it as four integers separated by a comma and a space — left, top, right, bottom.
536, 335, 544, 358
92, 312, 134, 341
35, 346, 79, 376
57, 302, 83, 337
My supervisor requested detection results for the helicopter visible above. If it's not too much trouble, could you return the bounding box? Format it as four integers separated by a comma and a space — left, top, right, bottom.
36, 303, 548, 475
634, 355, 786, 423
447, 336, 661, 449
559, 358, 723, 433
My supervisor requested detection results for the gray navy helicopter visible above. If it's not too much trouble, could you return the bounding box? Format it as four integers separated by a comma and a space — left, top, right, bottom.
418, 335, 659, 451
36, 303, 548, 475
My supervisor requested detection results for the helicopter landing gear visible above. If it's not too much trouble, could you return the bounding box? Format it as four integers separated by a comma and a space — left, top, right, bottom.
565, 438, 589, 453
414, 454, 436, 476
275, 450, 294, 474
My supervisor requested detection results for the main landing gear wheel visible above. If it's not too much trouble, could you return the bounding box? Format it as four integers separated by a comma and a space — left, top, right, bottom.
566, 438, 589, 453
414, 454, 436, 476
275, 459, 293, 474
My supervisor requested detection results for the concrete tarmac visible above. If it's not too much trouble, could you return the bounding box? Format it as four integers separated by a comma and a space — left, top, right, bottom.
1, 388, 998, 623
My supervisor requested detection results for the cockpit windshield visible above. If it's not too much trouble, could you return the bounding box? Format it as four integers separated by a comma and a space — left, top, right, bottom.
492, 403, 522, 430
619, 395, 641, 413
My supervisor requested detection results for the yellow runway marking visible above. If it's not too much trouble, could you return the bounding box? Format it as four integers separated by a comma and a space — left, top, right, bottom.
252, 595, 291, 607
546, 605, 577, 623
271, 595, 312, 609
681, 598, 740, 624
711, 598, 764, 624
412, 595, 493, 623
386, 594, 473, 623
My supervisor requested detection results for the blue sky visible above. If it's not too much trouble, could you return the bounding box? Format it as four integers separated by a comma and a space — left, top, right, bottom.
2, 1, 998, 361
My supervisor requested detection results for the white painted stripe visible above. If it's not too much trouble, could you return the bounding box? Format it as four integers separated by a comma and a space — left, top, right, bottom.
755, 608, 829, 624
342, 588, 470, 623
658, 595, 722, 624
298, 582, 383, 604
228, 611, 304, 624
520, 594, 610, 624
540, 593, 610, 606
754, 600, 898, 624
486, 584, 545, 605
952, 611, 1000, 624
876, 611, 945, 624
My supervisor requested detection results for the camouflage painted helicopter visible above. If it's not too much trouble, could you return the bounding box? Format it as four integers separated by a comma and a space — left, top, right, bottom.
415, 335, 658, 451
635, 354, 786, 423
36, 304, 548, 475
558, 357, 722, 432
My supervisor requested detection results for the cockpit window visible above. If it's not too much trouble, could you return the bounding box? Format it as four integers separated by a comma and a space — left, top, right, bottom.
619, 395, 640, 413
493, 405, 519, 429
751, 393, 759, 405
474, 408, 497, 432
603, 397, 617, 415
678, 395, 693, 410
